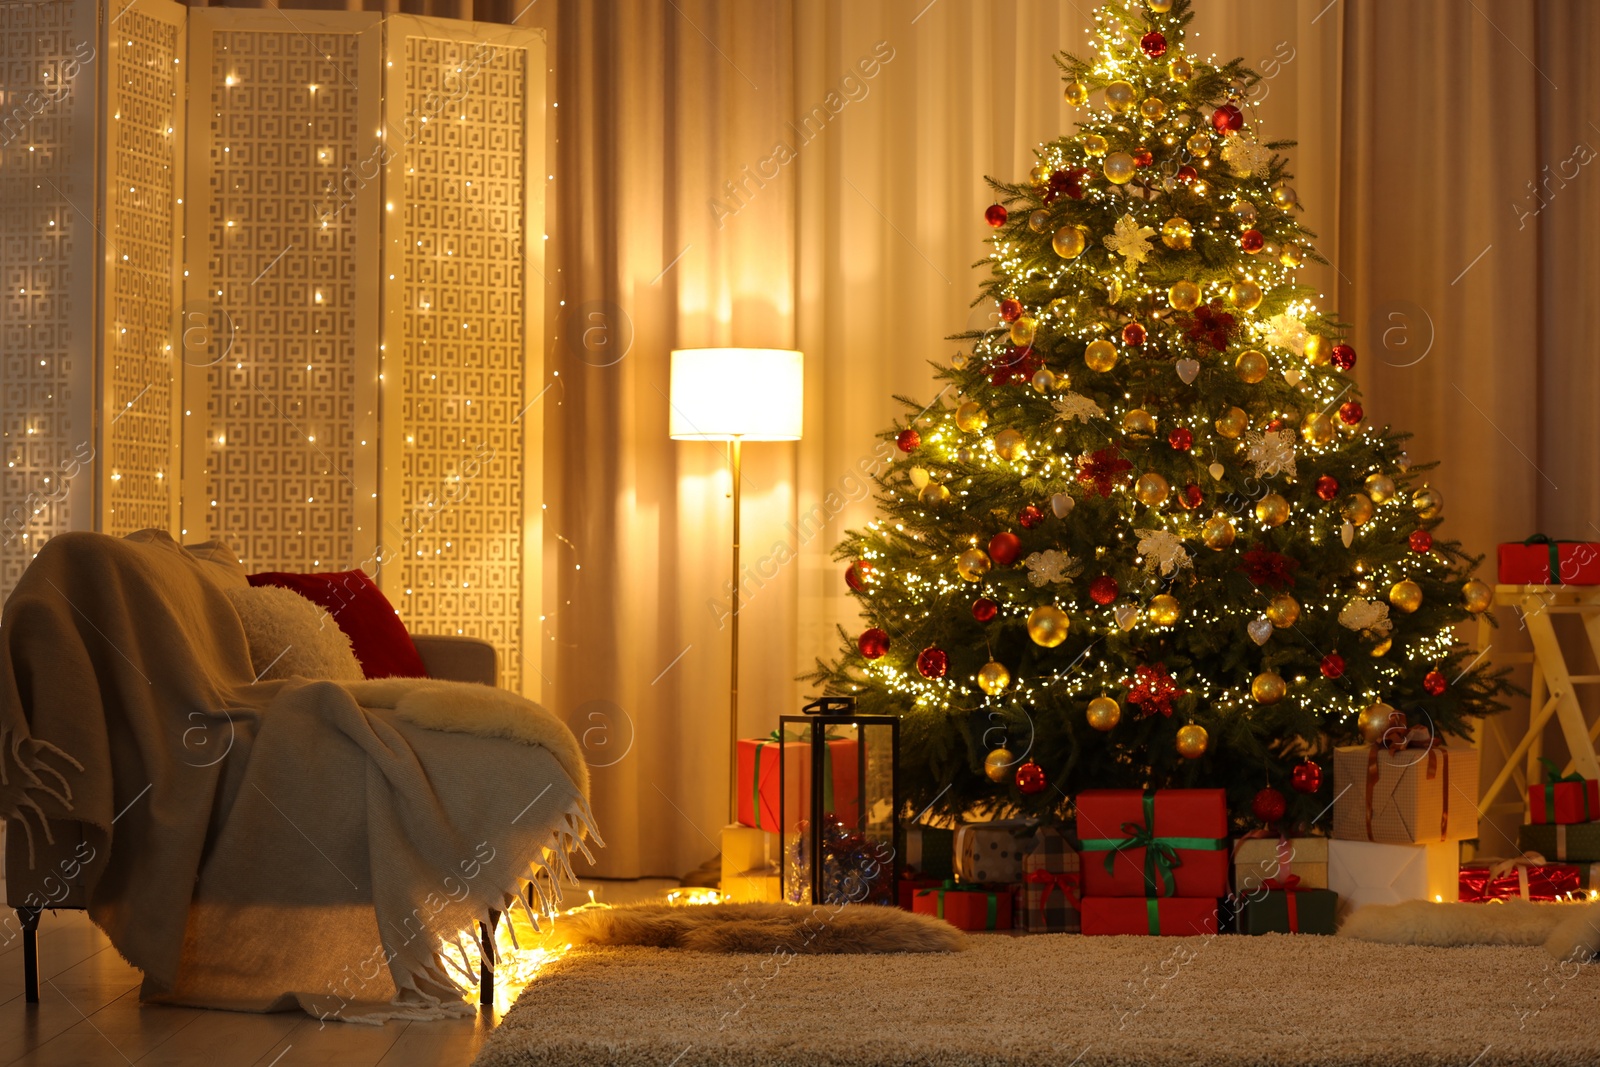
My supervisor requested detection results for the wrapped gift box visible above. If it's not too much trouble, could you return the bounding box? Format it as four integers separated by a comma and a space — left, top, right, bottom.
1235, 884, 1339, 934
1234, 836, 1328, 895
913, 882, 1013, 931
735, 733, 859, 831
1332, 745, 1479, 844
1328, 839, 1458, 912
1459, 858, 1589, 902
723, 868, 782, 903
1528, 761, 1600, 824
1498, 536, 1600, 585
954, 819, 1035, 884
897, 875, 943, 912
1079, 896, 1218, 936
899, 824, 955, 880
1078, 789, 1229, 898
1019, 828, 1081, 933
1519, 822, 1600, 863
721, 824, 775, 874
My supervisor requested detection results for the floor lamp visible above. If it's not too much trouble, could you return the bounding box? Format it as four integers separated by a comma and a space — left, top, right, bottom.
669, 348, 805, 880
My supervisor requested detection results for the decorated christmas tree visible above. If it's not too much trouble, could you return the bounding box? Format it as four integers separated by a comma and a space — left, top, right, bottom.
808, 0, 1509, 829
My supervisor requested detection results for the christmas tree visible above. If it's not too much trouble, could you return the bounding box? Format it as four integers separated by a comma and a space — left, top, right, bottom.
809, 0, 1509, 829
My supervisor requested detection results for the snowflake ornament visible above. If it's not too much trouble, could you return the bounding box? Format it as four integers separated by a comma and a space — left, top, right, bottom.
1221, 134, 1273, 178
1024, 549, 1082, 587
1053, 392, 1105, 424
1103, 213, 1157, 268
1338, 597, 1394, 637
1135, 528, 1191, 577
1245, 429, 1297, 480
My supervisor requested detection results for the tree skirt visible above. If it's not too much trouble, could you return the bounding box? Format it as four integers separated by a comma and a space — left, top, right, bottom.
474, 934, 1597, 1066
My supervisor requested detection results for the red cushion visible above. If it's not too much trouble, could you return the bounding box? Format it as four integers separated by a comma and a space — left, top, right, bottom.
246, 569, 428, 679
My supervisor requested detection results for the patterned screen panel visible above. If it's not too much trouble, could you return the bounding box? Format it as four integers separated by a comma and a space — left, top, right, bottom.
0, 0, 97, 601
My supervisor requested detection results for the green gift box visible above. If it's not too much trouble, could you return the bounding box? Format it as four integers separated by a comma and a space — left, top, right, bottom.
1235, 883, 1339, 935
1520, 822, 1600, 862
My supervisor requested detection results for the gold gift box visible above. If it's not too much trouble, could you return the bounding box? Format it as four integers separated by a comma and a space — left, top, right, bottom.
1233, 836, 1328, 893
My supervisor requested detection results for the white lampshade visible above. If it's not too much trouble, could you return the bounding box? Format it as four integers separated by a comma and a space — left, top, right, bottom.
669, 348, 804, 441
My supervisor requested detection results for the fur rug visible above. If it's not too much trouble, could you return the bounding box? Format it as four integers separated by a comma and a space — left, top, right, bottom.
1340, 898, 1600, 959
554, 902, 968, 954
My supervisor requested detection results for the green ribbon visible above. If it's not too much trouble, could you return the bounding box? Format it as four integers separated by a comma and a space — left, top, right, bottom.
1538, 757, 1593, 823
753, 729, 842, 830
1523, 534, 1573, 584
1078, 791, 1227, 897
1146, 896, 1161, 935
917, 880, 1001, 929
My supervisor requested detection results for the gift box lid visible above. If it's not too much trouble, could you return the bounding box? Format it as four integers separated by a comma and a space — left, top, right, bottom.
1233, 835, 1328, 865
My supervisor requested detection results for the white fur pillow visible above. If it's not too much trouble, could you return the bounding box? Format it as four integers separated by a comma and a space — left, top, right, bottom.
225, 585, 364, 682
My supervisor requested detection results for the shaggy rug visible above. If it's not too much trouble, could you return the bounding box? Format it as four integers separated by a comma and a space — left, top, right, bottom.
1340, 898, 1600, 953
475, 933, 1600, 1067
554, 902, 968, 954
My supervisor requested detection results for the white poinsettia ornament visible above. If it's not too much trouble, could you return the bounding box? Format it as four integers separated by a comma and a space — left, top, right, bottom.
1052, 392, 1105, 423
1338, 597, 1393, 637
1103, 213, 1157, 268
1221, 133, 1273, 178
1024, 549, 1082, 587
1245, 429, 1297, 480
1135, 528, 1191, 577
1263, 311, 1309, 356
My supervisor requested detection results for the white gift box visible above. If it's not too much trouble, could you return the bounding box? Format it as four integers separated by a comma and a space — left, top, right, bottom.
1328, 838, 1459, 915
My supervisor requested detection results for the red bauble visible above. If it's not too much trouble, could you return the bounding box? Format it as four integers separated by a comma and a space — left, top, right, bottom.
988, 532, 1022, 566
858, 628, 890, 659
916, 646, 949, 679
1140, 30, 1168, 58
1169, 427, 1194, 451
985, 203, 1008, 227
1290, 760, 1323, 795
1211, 103, 1244, 133
1179, 483, 1203, 510
1321, 652, 1346, 679
1424, 669, 1448, 696
1122, 322, 1147, 347
1330, 343, 1357, 370
1240, 229, 1265, 253
1338, 401, 1364, 425
1266, 418, 1284, 432
1315, 475, 1340, 501
1176, 164, 1198, 184
972, 597, 999, 622
896, 429, 920, 453
1015, 760, 1048, 795
1252, 786, 1288, 824
1089, 575, 1120, 606
1018, 504, 1045, 529
845, 560, 874, 591
999, 297, 1023, 323
1409, 529, 1434, 553
1132, 147, 1154, 168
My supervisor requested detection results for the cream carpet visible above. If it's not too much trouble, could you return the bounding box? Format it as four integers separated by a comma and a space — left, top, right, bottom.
475, 934, 1598, 1066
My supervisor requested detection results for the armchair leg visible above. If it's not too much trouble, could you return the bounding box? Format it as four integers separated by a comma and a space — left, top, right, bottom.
18, 907, 42, 1003
479, 911, 499, 1007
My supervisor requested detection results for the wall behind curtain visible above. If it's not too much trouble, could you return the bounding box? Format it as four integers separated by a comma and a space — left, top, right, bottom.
523, 0, 1600, 878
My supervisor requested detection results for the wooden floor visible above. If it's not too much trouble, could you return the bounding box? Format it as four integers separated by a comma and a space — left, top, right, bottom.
0, 871, 677, 1067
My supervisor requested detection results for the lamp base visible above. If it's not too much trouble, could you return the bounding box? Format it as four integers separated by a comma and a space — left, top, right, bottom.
679, 851, 723, 889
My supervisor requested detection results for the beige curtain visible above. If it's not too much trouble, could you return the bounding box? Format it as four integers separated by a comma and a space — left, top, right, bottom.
520, 0, 1600, 877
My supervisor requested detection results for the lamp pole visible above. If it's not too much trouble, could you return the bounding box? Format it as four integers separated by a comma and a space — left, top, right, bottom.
728, 435, 742, 825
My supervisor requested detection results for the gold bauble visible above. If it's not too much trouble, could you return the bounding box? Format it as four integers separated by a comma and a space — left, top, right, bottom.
1216, 406, 1249, 439
1103, 152, 1137, 185
1255, 493, 1291, 527
1030, 368, 1058, 394
1229, 199, 1258, 225
1168, 279, 1202, 311
1201, 513, 1237, 549
1064, 79, 1089, 106
984, 747, 1015, 782
1149, 0, 1174, 11
1363, 473, 1397, 505
1028, 208, 1051, 233
1251, 671, 1287, 705
1052, 225, 1088, 259
1342, 493, 1375, 526
977, 660, 1011, 696
1463, 579, 1493, 614
1139, 97, 1167, 122
955, 400, 989, 433
1147, 593, 1181, 626
1161, 216, 1194, 250
1304, 334, 1327, 364
1169, 56, 1194, 83
1413, 486, 1444, 520
1301, 412, 1335, 447
1086, 696, 1122, 732
1234, 349, 1269, 383
994, 428, 1026, 461
1370, 637, 1393, 657
1389, 579, 1423, 614
1134, 472, 1170, 506
1279, 242, 1303, 268
1271, 184, 1298, 208
1009, 316, 1037, 346
1085, 338, 1119, 372
1176, 723, 1209, 759
1358, 702, 1399, 744
1229, 280, 1264, 312
1081, 132, 1109, 157
1027, 604, 1071, 648
1104, 80, 1136, 113
1029, 163, 1051, 186
919, 482, 950, 504
1191, 179, 1211, 198
1265, 594, 1301, 629
1186, 132, 1212, 157
956, 547, 992, 582
1122, 408, 1157, 437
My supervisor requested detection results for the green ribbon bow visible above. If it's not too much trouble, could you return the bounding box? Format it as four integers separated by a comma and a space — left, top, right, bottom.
917, 880, 1001, 929
1079, 791, 1227, 897
752, 728, 840, 830
1537, 756, 1593, 823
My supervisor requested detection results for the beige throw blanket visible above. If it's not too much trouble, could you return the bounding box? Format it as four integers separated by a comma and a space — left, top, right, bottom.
0, 531, 599, 1021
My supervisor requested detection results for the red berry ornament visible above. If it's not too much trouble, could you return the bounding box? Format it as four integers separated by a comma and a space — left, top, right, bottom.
1169, 427, 1194, 451
1179, 483, 1203, 510
1240, 229, 1265, 253
972, 597, 999, 622
985, 203, 1008, 227
1018, 504, 1045, 529
1321, 652, 1345, 679
1211, 103, 1244, 133
1330, 343, 1357, 370
1122, 322, 1147, 347
1252, 786, 1288, 824
845, 560, 874, 591
1140, 30, 1168, 58
896, 429, 920, 453
1338, 401, 1364, 425
1089, 575, 1120, 605
999, 298, 1023, 323
858, 628, 890, 659
916, 646, 949, 679
1015, 760, 1048, 795
1290, 760, 1323, 794
1409, 529, 1434, 553
1424, 669, 1448, 696
988, 532, 1022, 566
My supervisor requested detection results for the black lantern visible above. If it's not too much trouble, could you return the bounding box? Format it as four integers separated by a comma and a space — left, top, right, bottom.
779, 696, 900, 906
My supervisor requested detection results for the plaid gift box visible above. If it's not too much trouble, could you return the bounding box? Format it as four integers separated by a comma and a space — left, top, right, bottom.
1019, 828, 1081, 933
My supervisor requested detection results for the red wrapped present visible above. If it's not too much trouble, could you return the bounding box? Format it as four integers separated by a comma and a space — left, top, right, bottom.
735, 730, 859, 831
1079, 895, 1218, 935
897, 875, 942, 912
1498, 535, 1600, 585
1459, 854, 1586, 902
1077, 789, 1229, 898
912, 881, 1013, 930
1529, 758, 1600, 824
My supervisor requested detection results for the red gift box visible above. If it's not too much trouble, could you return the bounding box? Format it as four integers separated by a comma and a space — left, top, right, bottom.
897, 875, 942, 912
1498, 536, 1600, 585
1459, 858, 1582, 902
912, 882, 1013, 930
1077, 789, 1229, 898
735, 732, 859, 831
1079, 896, 1219, 935
1528, 758, 1600, 824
